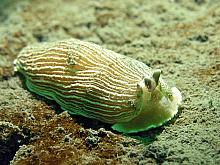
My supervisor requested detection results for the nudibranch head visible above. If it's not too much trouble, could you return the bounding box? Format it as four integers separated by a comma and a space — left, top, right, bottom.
112, 69, 182, 133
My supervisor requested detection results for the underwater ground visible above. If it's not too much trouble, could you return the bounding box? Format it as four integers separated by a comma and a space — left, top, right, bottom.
0, 0, 219, 164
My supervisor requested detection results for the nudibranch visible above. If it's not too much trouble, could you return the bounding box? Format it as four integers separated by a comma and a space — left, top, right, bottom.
14, 38, 182, 133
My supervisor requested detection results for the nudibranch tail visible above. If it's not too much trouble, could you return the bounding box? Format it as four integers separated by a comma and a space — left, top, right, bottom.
15, 38, 182, 133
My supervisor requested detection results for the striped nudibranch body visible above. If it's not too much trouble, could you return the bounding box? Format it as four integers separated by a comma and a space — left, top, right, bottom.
15, 38, 182, 133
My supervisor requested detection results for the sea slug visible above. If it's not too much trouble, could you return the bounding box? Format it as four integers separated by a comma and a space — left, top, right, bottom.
14, 38, 182, 133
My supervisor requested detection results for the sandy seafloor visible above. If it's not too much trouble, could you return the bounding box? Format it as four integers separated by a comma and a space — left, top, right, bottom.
0, 0, 219, 164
